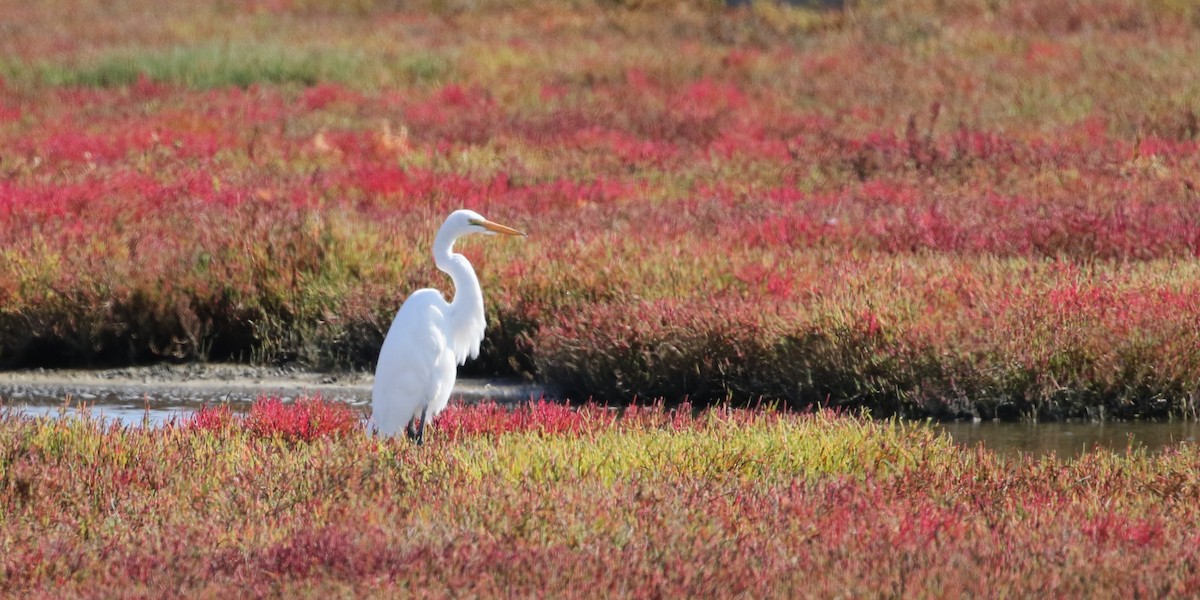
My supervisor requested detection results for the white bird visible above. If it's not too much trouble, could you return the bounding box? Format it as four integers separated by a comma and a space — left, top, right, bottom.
371, 209, 526, 443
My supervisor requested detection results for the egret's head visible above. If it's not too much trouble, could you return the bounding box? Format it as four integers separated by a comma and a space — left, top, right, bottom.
447, 209, 526, 238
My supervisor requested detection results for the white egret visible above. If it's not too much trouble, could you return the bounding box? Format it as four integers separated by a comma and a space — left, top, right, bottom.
371, 209, 526, 443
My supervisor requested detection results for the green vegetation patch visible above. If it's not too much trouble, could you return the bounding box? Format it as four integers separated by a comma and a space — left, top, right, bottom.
10, 43, 366, 89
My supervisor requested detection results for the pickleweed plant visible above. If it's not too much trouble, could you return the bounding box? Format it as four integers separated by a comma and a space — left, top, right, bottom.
182, 396, 361, 442
3, 0, 1200, 418
6, 400, 1200, 597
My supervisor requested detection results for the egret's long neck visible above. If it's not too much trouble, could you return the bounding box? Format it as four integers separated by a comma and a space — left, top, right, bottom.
432, 226, 484, 328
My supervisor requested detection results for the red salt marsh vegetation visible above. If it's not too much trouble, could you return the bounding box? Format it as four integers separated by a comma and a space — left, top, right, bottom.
5, 3, 1200, 595
2, 0, 1200, 420
4, 398, 1200, 597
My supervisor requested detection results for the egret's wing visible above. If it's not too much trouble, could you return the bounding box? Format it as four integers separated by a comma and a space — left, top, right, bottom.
446, 297, 487, 366
371, 290, 449, 436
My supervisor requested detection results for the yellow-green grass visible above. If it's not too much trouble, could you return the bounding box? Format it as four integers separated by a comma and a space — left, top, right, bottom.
3, 401, 1200, 597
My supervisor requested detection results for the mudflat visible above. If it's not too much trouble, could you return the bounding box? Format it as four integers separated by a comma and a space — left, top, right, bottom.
0, 364, 544, 406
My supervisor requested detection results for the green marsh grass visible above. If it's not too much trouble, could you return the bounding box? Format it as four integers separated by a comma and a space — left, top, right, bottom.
13, 44, 367, 89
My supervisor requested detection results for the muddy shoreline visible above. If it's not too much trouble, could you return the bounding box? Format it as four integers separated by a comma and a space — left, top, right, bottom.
0, 363, 548, 407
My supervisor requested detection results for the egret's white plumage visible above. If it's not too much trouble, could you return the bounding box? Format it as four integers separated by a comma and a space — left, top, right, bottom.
371, 210, 525, 442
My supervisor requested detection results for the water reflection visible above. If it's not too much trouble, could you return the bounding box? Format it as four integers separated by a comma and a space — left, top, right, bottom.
12, 401, 205, 427
936, 420, 1200, 458
6, 395, 360, 428
2, 376, 542, 429
8, 398, 1200, 459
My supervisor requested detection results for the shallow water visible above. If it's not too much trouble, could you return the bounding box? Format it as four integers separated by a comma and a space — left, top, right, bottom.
6, 388, 1200, 458
4, 386, 368, 428
12, 400, 207, 427
934, 420, 1200, 458
1, 376, 538, 429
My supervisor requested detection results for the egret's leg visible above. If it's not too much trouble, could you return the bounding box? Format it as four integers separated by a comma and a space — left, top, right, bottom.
405, 417, 418, 442
415, 407, 431, 446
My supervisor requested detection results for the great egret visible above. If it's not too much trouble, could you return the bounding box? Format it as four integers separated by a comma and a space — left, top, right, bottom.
371, 209, 526, 443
